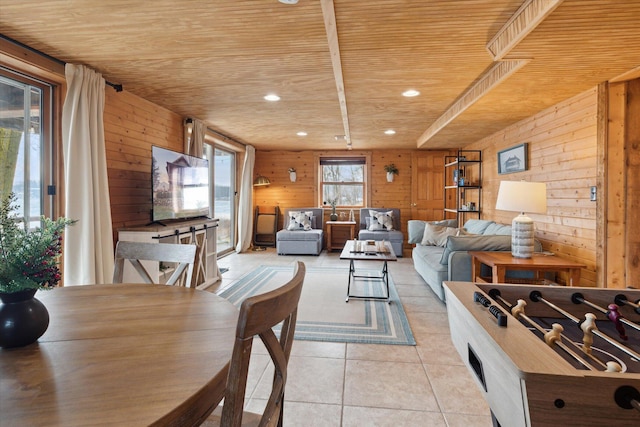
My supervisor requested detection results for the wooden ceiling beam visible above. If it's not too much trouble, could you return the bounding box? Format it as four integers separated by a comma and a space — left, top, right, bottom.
321, 0, 351, 148
417, 59, 529, 148
486, 0, 564, 61
418, 0, 563, 148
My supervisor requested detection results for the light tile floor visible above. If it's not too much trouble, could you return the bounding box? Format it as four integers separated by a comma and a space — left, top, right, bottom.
211, 248, 493, 426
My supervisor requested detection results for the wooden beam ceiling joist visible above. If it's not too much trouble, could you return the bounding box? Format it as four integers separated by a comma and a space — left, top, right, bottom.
417, 59, 529, 148
321, 0, 351, 148
486, 0, 564, 61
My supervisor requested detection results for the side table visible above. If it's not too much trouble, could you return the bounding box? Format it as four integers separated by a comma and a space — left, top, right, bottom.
469, 251, 586, 287
326, 221, 357, 251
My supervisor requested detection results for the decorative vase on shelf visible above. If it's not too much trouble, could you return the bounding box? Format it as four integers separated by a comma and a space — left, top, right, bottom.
0, 288, 50, 348
330, 207, 338, 221
386, 172, 394, 182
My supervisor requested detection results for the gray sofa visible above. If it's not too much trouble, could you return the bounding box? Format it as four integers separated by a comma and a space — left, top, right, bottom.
409, 219, 542, 302
276, 208, 324, 255
358, 208, 404, 257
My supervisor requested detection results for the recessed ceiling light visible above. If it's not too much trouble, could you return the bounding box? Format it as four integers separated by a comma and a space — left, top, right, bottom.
334, 135, 346, 141
278, 0, 299, 4
402, 89, 420, 97
384, 129, 396, 135
297, 131, 307, 136
264, 94, 280, 101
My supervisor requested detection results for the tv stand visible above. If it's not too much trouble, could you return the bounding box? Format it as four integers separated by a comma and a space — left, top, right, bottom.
118, 218, 220, 289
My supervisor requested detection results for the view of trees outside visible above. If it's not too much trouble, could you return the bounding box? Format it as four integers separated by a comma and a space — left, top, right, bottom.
0, 76, 43, 229
213, 147, 234, 253
322, 164, 364, 207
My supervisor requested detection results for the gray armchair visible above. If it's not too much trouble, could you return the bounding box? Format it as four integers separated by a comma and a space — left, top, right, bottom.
358, 208, 404, 257
276, 208, 324, 255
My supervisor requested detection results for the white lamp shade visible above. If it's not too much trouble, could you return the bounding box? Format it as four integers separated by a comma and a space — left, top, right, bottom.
495, 181, 546, 258
495, 181, 547, 214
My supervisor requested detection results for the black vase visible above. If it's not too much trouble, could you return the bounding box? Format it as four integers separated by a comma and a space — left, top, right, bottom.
0, 288, 50, 348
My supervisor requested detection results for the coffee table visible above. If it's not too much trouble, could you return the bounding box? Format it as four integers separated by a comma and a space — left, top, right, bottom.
340, 240, 397, 303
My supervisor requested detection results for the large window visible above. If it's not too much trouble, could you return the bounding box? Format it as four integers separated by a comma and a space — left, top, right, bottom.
320, 157, 366, 207
0, 71, 54, 228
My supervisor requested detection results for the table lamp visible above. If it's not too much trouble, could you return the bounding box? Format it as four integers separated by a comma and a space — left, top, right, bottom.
495, 181, 547, 258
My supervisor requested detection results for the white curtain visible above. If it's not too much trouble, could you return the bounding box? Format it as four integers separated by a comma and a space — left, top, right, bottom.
184, 117, 221, 278
235, 145, 255, 252
61, 64, 114, 285
184, 118, 205, 157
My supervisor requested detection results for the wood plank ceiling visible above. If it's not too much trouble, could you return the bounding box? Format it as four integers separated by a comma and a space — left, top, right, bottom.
1, 0, 639, 151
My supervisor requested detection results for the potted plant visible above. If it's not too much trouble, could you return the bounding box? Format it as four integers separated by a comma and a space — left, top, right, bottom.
324, 198, 338, 221
384, 163, 399, 182
0, 193, 76, 348
288, 167, 296, 182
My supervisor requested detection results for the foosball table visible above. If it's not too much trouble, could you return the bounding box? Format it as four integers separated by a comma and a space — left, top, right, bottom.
444, 281, 640, 427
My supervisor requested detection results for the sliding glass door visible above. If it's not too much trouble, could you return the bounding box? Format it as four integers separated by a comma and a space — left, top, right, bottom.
212, 146, 235, 255
0, 72, 55, 228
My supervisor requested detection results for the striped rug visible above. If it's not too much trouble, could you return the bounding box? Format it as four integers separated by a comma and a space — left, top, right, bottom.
216, 265, 415, 345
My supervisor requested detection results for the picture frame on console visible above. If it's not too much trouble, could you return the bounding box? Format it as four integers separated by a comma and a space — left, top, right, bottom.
497, 143, 528, 174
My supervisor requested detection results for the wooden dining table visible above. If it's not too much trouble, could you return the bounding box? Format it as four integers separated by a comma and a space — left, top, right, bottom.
0, 284, 239, 426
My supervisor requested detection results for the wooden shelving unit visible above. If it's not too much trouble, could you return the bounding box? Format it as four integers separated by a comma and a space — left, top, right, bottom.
444, 150, 482, 227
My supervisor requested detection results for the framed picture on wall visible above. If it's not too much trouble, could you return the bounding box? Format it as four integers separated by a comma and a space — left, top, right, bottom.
497, 143, 528, 174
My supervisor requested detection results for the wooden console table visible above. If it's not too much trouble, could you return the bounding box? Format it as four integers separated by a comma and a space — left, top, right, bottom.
118, 218, 219, 289
326, 220, 357, 252
469, 251, 586, 287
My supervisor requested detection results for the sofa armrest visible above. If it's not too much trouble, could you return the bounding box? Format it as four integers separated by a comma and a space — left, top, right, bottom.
448, 251, 473, 282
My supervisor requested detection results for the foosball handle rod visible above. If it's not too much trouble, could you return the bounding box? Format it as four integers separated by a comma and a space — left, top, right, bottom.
614, 386, 640, 413
473, 291, 507, 327
530, 290, 640, 362
572, 293, 636, 338
614, 293, 640, 314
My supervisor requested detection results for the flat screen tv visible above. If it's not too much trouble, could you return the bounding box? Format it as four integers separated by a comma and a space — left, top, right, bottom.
151, 146, 210, 222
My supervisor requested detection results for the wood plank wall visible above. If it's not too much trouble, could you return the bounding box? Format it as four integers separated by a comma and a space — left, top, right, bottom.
608, 78, 640, 289
253, 149, 414, 255
465, 88, 598, 287
103, 89, 184, 240
101, 87, 601, 286
625, 79, 640, 288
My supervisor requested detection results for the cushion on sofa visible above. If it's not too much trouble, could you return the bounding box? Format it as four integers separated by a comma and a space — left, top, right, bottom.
463, 219, 494, 235
360, 208, 401, 231
368, 210, 395, 231
407, 219, 458, 244
286, 211, 313, 231
439, 234, 513, 265
420, 223, 460, 246
483, 222, 512, 235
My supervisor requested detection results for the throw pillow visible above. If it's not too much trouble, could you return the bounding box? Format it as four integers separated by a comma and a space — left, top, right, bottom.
287, 211, 313, 231
368, 210, 394, 231
420, 223, 460, 246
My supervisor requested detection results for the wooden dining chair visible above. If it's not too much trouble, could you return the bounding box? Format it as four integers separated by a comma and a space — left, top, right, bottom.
202, 261, 306, 427
112, 241, 197, 287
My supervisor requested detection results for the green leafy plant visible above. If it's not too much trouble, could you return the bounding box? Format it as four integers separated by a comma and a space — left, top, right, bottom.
288, 167, 296, 173
384, 163, 399, 175
323, 198, 337, 214
0, 193, 76, 293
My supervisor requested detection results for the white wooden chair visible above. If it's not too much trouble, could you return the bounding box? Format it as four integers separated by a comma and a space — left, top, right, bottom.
112, 241, 197, 287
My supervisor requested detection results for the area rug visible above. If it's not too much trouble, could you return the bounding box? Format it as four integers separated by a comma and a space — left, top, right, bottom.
216, 265, 415, 345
